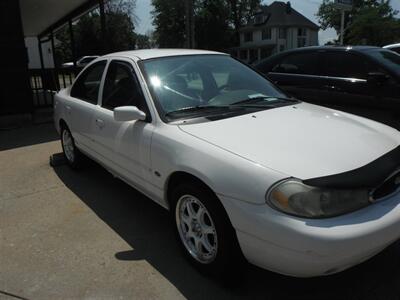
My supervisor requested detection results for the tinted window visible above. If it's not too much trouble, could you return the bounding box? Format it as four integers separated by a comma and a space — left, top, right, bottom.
71, 61, 106, 104
321, 52, 378, 79
102, 60, 144, 110
392, 47, 400, 54
367, 49, 400, 72
272, 52, 318, 75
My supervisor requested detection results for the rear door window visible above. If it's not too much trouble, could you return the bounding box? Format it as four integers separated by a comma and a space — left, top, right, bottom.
320, 52, 379, 79
271, 52, 319, 75
70, 61, 106, 104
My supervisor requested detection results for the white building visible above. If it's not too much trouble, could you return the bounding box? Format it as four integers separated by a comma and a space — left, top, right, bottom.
234, 1, 319, 63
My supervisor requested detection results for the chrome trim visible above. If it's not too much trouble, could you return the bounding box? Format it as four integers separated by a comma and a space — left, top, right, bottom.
268, 72, 367, 83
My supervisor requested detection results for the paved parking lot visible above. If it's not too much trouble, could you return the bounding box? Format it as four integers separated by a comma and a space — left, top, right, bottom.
1, 124, 399, 300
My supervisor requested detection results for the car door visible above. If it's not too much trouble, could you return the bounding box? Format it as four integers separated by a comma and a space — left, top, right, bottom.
66, 60, 107, 152
365, 49, 400, 129
260, 51, 323, 102
91, 58, 155, 192
315, 51, 379, 109
316, 51, 400, 128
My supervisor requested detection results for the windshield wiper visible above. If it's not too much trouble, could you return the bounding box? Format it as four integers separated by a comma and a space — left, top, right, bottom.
165, 105, 234, 118
231, 96, 299, 106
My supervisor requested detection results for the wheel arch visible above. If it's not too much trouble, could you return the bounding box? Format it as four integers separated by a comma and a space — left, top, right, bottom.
165, 170, 246, 266
165, 171, 218, 210
59, 118, 68, 130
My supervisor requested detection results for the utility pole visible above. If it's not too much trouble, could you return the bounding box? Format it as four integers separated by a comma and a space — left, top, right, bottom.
334, 0, 352, 45
340, 9, 345, 45
185, 0, 195, 48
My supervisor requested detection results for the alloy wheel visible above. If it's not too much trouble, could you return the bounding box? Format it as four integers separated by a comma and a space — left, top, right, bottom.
176, 195, 218, 264
62, 129, 75, 163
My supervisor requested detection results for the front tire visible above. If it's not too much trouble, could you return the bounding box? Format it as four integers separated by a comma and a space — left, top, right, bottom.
60, 125, 82, 169
171, 182, 244, 276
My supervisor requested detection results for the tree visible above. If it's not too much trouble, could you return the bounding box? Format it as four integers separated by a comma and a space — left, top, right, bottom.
136, 33, 151, 49
195, 0, 233, 50
151, 0, 261, 49
317, 0, 400, 45
151, 0, 186, 47
227, 0, 261, 45
54, 0, 137, 64
346, 4, 400, 45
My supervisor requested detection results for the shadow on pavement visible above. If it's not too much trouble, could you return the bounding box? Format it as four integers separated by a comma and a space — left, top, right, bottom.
0, 123, 59, 151
53, 158, 400, 300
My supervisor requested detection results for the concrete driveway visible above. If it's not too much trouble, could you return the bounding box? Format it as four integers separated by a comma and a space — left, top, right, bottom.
1, 124, 399, 300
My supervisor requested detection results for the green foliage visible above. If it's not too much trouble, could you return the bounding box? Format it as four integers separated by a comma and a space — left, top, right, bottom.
135, 32, 158, 49
195, 0, 233, 50
151, 0, 261, 50
54, 0, 137, 65
226, 0, 261, 44
151, 0, 186, 48
347, 4, 400, 46
317, 0, 400, 45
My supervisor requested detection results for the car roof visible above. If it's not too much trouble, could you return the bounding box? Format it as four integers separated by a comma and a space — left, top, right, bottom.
383, 43, 400, 49
255, 46, 382, 65
103, 49, 227, 61
279, 45, 381, 54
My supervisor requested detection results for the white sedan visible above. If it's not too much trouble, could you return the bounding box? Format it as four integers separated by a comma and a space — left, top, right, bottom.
54, 49, 400, 277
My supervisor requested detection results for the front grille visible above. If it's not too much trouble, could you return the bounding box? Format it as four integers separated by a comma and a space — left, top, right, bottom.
372, 171, 400, 200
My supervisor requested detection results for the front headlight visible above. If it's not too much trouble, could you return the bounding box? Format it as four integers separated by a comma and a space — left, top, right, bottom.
266, 179, 370, 218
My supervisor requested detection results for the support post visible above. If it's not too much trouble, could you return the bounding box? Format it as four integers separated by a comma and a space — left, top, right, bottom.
340, 9, 345, 45
37, 37, 47, 105
99, 0, 107, 54
50, 31, 60, 90
68, 20, 77, 73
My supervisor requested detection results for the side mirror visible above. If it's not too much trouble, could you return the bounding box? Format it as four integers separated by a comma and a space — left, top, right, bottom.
114, 106, 146, 122
367, 72, 389, 85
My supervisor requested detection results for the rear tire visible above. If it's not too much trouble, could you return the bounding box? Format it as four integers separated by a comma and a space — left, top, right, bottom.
171, 182, 244, 276
60, 125, 82, 169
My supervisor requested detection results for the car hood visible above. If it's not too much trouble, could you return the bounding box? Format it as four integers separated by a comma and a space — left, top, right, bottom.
178, 103, 400, 180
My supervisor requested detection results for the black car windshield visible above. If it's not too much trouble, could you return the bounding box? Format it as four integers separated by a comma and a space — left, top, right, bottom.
367, 49, 400, 73
141, 55, 290, 121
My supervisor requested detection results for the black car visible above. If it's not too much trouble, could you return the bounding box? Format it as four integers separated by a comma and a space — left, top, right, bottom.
255, 46, 400, 129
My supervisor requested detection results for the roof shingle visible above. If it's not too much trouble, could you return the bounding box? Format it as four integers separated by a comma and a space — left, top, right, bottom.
241, 1, 319, 31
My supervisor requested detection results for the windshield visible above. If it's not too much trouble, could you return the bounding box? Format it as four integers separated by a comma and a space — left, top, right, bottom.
367, 49, 400, 73
141, 55, 290, 121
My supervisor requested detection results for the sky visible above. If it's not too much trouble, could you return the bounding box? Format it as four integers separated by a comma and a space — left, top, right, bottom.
135, 0, 400, 44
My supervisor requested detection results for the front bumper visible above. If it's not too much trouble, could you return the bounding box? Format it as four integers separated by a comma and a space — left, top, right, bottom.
219, 192, 400, 277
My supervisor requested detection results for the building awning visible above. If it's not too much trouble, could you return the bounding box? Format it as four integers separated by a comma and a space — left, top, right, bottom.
20, 0, 99, 37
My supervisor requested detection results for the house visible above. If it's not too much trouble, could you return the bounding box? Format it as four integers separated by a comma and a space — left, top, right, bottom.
233, 1, 319, 63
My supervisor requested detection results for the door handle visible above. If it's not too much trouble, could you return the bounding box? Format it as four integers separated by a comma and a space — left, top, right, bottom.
95, 118, 105, 128
65, 105, 72, 114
